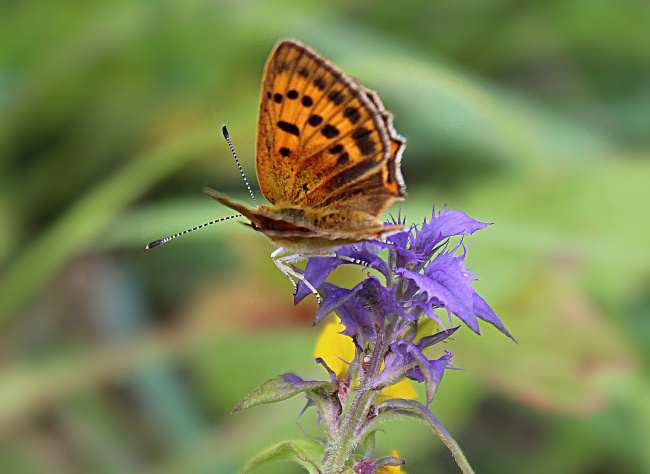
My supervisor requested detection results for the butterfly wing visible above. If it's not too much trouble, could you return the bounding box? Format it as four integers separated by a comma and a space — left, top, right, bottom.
203, 188, 315, 234
314, 93, 406, 216
203, 188, 403, 252
256, 39, 405, 215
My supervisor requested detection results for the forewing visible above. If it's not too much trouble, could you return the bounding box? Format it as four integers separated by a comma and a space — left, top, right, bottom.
256, 39, 405, 213
317, 103, 406, 215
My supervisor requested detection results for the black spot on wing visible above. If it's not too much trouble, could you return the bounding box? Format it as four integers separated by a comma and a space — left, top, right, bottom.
302, 95, 313, 107
329, 144, 344, 154
343, 106, 361, 124
308, 114, 323, 126
351, 127, 376, 156
321, 124, 340, 138
279, 147, 291, 157
287, 89, 299, 99
278, 121, 300, 136
314, 77, 327, 90
328, 90, 345, 105
273, 93, 283, 103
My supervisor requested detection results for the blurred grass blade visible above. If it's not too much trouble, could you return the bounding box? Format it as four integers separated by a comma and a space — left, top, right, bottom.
0, 122, 217, 325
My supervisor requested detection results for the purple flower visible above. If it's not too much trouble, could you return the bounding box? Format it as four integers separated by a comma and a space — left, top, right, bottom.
294, 244, 391, 303
372, 334, 457, 406
297, 206, 514, 342
410, 207, 492, 263
235, 207, 511, 474
399, 241, 515, 340
315, 277, 413, 349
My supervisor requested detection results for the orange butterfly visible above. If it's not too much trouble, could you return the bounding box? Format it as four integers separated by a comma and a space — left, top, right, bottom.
152, 39, 406, 302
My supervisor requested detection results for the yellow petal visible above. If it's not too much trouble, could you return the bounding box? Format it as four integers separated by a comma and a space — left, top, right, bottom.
378, 378, 418, 400
315, 318, 419, 401
314, 318, 355, 379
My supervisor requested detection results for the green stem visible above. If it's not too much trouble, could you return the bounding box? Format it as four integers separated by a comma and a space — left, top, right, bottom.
322, 272, 409, 472
323, 329, 389, 473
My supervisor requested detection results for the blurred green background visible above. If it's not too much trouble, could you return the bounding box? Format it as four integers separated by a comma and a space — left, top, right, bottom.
1, 1, 649, 473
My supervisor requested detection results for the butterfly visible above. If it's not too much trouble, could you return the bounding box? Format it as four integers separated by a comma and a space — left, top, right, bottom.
152, 39, 406, 302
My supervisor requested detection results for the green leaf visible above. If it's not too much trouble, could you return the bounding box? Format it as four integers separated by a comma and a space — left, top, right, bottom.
372, 399, 475, 474
359, 429, 381, 460
233, 373, 336, 413
239, 439, 324, 474
373, 455, 405, 470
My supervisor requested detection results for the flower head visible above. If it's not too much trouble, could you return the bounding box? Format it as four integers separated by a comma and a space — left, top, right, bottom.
298, 206, 514, 342
235, 207, 512, 474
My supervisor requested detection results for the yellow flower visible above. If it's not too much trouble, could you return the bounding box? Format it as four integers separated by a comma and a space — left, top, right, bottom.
314, 318, 356, 379
377, 378, 418, 401
314, 318, 418, 400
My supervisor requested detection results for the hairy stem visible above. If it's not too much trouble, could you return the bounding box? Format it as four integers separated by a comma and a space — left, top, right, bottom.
323, 327, 388, 473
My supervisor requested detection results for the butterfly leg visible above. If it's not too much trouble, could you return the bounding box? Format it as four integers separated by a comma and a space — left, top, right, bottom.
333, 254, 370, 267
271, 249, 323, 304
300, 253, 370, 268
271, 248, 299, 292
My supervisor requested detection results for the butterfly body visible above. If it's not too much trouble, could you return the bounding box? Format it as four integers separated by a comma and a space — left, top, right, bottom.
204, 189, 403, 254
207, 39, 407, 300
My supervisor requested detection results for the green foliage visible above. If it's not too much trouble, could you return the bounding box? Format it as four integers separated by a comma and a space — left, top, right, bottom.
240, 440, 324, 474
372, 399, 474, 474
233, 374, 335, 413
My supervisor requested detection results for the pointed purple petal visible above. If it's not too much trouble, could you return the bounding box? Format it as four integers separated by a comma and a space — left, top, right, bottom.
416, 326, 460, 351
474, 293, 516, 342
296, 256, 343, 303
412, 207, 491, 258
397, 264, 480, 334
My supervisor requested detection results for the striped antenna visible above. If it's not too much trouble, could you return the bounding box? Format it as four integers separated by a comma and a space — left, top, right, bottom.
146, 214, 241, 249
222, 125, 258, 207
146, 124, 256, 250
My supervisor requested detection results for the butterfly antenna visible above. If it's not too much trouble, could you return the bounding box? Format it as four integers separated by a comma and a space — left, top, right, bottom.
222, 125, 259, 207
146, 214, 240, 249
